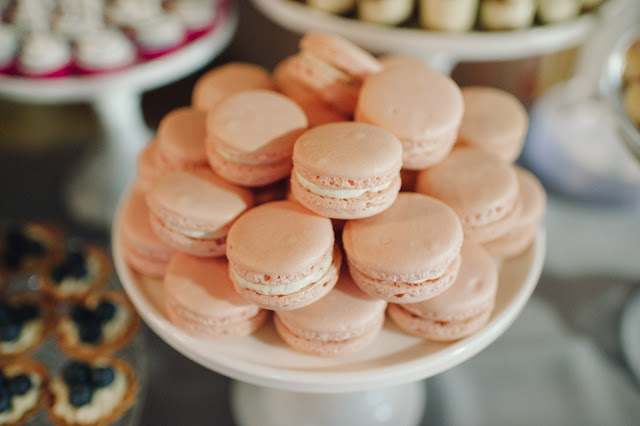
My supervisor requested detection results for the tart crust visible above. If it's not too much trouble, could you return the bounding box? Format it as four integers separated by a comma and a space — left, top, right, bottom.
0, 359, 50, 425
0, 292, 54, 360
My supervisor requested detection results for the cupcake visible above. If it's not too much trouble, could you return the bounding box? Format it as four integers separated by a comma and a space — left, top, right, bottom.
0, 293, 52, 359
0, 360, 49, 425
419, 0, 478, 32
39, 244, 111, 303
0, 221, 64, 275
48, 358, 138, 426
358, 0, 415, 26
55, 290, 140, 360
479, 0, 536, 30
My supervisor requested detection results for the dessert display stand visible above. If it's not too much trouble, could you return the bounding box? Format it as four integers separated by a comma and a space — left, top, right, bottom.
250, 0, 625, 75
111, 190, 546, 426
0, 0, 238, 228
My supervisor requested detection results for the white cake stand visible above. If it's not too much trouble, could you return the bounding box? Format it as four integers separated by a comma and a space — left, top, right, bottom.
250, 0, 625, 74
110, 190, 546, 426
0, 0, 238, 228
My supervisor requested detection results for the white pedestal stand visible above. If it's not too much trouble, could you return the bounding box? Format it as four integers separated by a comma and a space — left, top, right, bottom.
0, 0, 238, 228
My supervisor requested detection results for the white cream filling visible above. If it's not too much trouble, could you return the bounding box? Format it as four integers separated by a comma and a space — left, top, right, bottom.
51, 369, 127, 424
233, 253, 332, 296
60, 303, 131, 345
0, 319, 43, 355
295, 171, 392, 199
164, 221, 227, 240
0, 373, 40, 424
55, 257, 100, 295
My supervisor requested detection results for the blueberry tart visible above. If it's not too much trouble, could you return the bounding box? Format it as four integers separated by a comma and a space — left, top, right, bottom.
56, 290, 140, 360
39, 245, 111, 302
0, 359, 49, 425
48, 358, 138, 426
0, 222, 63, 274
0, 294, 52, 360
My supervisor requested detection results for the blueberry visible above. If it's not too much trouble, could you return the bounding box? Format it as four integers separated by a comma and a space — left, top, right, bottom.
0, 387, 11, 413
50, 264, 68, 283
78, 321, 102, 344
0, 306, 11, 326
91, 367, 115, 388
0, 370, 5, 387
70, 306, 93, 324
13, 304, 38, 323
62, 362, 92, 386
68, 383, 93, 407
7, 374, 31, 396
95, 301, 116, 322
25, 239, 44, 257
0, 324, 20, 342
2, 250, 21, 268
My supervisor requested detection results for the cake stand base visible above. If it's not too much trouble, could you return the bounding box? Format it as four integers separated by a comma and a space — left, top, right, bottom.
230, 380, 427, 426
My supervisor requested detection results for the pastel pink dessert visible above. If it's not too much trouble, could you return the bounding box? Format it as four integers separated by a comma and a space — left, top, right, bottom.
205, 90, 308, 187
226, 200, 341, 311
416, 147, 521, 243
356, 61, 464, 170
290, 122, 403, 219
135, 139, 162, 193
155, 107, 209, 173
164, 253, 269, 338
388, 242, 498, 342
274, 266, 387, 357
191, 62, 274, 111
457, 86, 529, 163
484, 166, 546, 259
120, 187, 177, 277
343, 193, 463, 303
146, 169, 253, 257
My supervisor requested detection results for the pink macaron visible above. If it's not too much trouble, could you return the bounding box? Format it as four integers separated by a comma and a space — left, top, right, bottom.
135, 139, 163, 193
343, 192, 463, 303
457, 86, 529, 162
146, 169, 253, 257
290, 122, 403, 219
119, 187, 177, 277
274, 266, 387, 357
387, 242, 498, 342
355, 61, 464, 170
154, 107, 209, 173
416, 148, 521, 243
205, 89, 308, 187
484, 166, 546, 259
191, 62, 274, 111
164, 252, 269, 338
226, 200, 341, 311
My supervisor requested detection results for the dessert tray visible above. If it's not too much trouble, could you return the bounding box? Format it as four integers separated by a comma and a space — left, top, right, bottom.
621, 290, 640, 385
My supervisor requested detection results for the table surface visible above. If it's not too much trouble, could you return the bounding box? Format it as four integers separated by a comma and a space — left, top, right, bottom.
0, 1, 639, 424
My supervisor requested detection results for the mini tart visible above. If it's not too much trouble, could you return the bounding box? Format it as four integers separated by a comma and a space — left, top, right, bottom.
0, 359, 49, 425
0, 293, 53, 360
39, 245, 111, 303
0, 222, 64, 274
56, 290, 140, 361
47, 358, 138, 426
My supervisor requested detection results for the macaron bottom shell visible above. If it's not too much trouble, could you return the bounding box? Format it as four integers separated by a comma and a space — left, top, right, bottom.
119, 238, 171, 278
483, 222, 538, 259
149, 215, 227, 258
166, 302, 270, 338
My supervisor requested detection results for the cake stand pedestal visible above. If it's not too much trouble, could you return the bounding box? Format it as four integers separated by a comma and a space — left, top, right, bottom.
111, 190, 546, 425
250, 0, 625, 75
0, 0, 237, 228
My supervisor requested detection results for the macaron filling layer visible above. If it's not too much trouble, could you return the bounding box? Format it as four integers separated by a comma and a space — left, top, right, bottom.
162, 222, 229, 240
294, 170, 393, 199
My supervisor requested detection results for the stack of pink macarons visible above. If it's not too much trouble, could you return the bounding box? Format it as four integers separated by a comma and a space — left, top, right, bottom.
118, 31, 546, 357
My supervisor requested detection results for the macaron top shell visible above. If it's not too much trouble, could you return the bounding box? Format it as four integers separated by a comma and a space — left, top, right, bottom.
401, 242, 498, 321
293, 122, 402, 184
207, 90, 308, 162
343, 193, 463, 280
147, 169, 253, 230
226, 201, 334, 276
157, 107, 207, 165
416, 148, 519, 226
165, 253, 260, 319
191, 62, 274, 111
122, 187, 174, 253
356, 63, 464, 142
514, 166, 547, 226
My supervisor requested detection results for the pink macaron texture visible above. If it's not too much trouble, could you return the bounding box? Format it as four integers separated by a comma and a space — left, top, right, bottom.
205, 89, 308, 187
154, 107, 209, 173
387, 242, 498, 342
355, 62, 464, 170
457, 86, 529, 163
191, 62, 275, 111
164, 252, 269, 338
416, 148, 521, 243
146, 169, 253, 257
290, 122, 403, 219
483, 166, 546, 259
226, 200, 341, 311
274, 266, 388, 357
119, 187, 177, 277
135, 139, 163, 193
343, 192, 464, 303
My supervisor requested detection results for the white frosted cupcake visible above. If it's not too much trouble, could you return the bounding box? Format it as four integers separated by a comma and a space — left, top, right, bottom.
419, 0, 478, 31
134, 13, 187, 59
167, 0, 218, 39
358, 0, 415, 26
537, 0, 580, 24
17, 32, 73, 77
306, 0, 356, 14
74, 28, 137, 74
479, 0, 536, 30
107, 0, 162, 29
